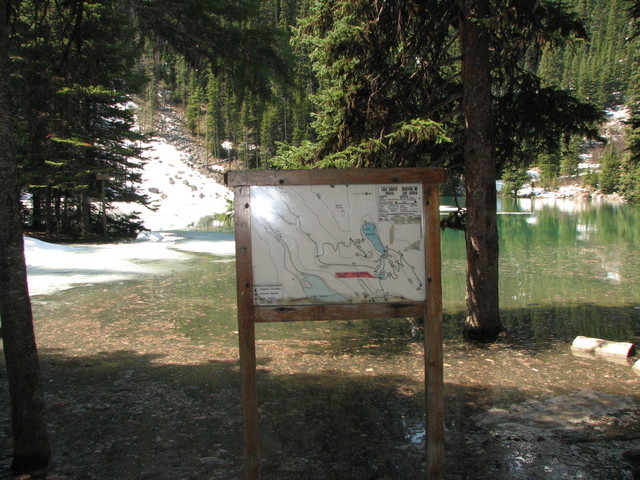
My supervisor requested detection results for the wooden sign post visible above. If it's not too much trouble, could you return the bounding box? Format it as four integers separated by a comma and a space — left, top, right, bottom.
225, 168, 445, 480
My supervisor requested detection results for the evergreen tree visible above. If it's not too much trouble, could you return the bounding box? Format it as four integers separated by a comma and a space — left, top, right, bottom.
186, 73, 205, 135
460, 0, 502, 342
133, 0, 296, 165
559, 138, 581, 176
536, 0, 640, 109
501, 167, 531, 197
6, 0, 294, 238
10, 0, 149, 238
537, 153, 561, 189
599, 144, 622, 193
205, 71, 222, 159
623, 77, 640, 202
622, 0, 640, 202
273, 0, 601, 342
279, 0, 457, 169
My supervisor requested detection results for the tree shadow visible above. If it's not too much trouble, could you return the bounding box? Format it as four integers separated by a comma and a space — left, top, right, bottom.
293, 317, 422, 359
441, 303, 640, 351
0, 348, 497, 480
1, 302, 639, 479
270, 302, 640, 362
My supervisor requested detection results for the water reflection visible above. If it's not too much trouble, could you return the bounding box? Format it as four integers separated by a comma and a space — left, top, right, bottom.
440, 198, 640, 338
32, 198, 640, 351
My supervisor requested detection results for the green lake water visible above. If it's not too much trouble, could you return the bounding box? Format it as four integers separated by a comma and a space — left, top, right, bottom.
452, 197, 640, 344
32, 196, 640, 347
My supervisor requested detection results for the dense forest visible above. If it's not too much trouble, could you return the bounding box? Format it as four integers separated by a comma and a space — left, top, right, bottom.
538, 0, 638, 108
5, 0, 640, 239
146, 0, 640, 202
6, 0, 288, 238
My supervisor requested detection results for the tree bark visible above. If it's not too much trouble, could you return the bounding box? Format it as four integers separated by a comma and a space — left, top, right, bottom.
0, 0, 51, 472
459, 0, 504, 342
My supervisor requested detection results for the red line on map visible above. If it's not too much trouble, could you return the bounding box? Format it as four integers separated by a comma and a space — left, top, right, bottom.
335, 272, 376, 278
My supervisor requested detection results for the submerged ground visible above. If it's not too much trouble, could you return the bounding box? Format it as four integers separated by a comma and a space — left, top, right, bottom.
1, 256, 639, 480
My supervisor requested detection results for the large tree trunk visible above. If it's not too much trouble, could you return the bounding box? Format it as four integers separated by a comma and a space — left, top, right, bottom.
0, 0, 51, 472
459, 0, 504, 342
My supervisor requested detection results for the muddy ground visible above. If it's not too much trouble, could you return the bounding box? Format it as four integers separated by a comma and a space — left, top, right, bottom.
1, 296, 640, 480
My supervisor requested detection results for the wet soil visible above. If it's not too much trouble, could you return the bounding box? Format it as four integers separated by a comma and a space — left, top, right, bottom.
1, 284, 639, 479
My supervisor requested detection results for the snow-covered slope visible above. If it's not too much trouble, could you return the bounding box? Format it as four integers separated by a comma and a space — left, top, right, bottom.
115, 108, 231, 232
122, 141, 230, 231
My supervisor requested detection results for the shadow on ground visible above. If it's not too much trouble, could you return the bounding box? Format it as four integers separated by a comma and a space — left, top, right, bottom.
1, 345, 639, 480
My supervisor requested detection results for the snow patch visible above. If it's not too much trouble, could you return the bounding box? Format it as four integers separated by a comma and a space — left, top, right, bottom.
605, 106, 630, 121
114, 138, 231, 231
24, 236, 189, 296
24, 232, 236, 296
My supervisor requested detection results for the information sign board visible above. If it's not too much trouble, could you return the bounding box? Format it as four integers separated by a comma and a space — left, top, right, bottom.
225, 168, 445, 480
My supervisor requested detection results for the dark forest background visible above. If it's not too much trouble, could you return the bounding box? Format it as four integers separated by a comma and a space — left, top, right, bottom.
7, 0, 640, 238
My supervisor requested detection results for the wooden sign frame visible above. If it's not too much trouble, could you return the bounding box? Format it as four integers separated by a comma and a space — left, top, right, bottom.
225, 168, 445, 480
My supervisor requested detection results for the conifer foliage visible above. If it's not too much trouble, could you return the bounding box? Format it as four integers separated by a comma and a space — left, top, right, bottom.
622, 0, 640, 202
136, 0, 308, 171
8, 0, 640, 241
537, 0, 640, 109
8, 0, 290, 239
268, 0, 603, 341
532, 0, 640, 201
10, 0, 149, 238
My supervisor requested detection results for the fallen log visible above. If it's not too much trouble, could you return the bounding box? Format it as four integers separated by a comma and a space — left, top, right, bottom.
571, 348, 633, 366
571, 336, 636, 359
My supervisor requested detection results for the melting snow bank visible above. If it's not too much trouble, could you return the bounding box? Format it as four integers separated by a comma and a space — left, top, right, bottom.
24, 232, 235, 297
113, 138, 231, 232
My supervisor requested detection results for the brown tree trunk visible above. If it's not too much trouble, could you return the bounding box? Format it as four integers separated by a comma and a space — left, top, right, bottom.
0, 0, 51, 472
459, 0, 504, 342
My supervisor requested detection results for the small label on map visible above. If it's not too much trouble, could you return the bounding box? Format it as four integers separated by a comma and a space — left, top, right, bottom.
254, 284, 283, 305
377, 184, 422, 222
335, 271, 377, 278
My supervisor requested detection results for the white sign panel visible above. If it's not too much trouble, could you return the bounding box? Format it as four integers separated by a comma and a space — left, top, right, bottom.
250, 184, 426, 305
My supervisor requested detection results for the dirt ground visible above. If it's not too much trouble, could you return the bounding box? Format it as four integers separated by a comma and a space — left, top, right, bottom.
1, 295, 640, 479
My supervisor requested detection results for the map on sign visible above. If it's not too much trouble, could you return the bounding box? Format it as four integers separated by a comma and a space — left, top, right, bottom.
250, 184, 426, 306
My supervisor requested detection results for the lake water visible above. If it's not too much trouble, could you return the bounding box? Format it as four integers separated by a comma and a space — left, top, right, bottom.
29, 196, 640, 344
440, 196, 640, 344
22, 197, 640, 479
